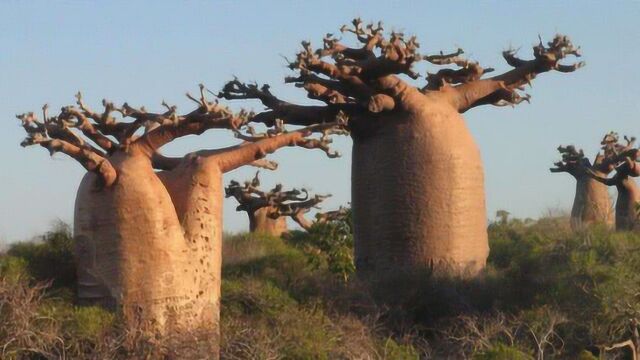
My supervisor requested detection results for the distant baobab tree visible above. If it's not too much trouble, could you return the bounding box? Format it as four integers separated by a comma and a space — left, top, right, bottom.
587, 132, 640, 231
219, 18, 584, 280
550, 141, 615, 229
226, 172, 344, 234
16, 85, 345, 355
225, 172, 293, 236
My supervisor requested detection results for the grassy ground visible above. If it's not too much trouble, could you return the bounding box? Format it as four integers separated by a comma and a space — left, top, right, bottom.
1, 216, 639, 359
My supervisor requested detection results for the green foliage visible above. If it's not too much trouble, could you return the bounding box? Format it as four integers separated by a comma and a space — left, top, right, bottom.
7, 220, 76, 290
4, 217, 640, 358
0, 255, 29, 283
285, 209, 355, 282
68, 306, 116, 340
473, 343, 533, 360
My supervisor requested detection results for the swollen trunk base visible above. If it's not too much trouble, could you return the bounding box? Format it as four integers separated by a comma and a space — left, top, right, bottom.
352, 104, 489, 280
74, 154, 221, 356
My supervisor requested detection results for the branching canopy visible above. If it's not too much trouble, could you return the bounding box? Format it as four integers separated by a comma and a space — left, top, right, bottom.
226, 172, 344, 230
552, 132, 639, 181
219, 18, 584, 135
585, 132, 640, 185
17, 85, 347, 187
550, 145, 588, 175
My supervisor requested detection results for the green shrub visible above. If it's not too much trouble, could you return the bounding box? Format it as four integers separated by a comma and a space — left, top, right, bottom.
285, 209, 355, 282
0, 255, 29, 283
474, 343, 532, 360
7, 221, 76, 290
4, 217, 640, 358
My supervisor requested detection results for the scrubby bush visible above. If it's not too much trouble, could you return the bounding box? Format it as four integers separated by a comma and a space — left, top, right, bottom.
220, 232, 428, 358
285, 209, 355, 282
6, 220, 75, 290
3, 216, 640, 358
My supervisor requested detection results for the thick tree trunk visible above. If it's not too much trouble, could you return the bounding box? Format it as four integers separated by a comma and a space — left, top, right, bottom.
614, 178, 640, 231
74, 151, 222, 356
249, 207, 288, 237
570, 174, 614, 230
351, 100, 489, 280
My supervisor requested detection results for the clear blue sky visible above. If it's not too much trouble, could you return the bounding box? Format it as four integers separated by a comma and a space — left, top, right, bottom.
1, 1, 639, 243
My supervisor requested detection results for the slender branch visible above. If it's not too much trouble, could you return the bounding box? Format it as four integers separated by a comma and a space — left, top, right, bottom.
212, 119, 347, 173
225, 172, 270, 213
269, 193, 331, 231
219, 79, 345, 127
604, 340, 637, 360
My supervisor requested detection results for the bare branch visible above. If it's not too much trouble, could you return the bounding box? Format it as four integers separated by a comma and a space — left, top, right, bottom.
549, 144, 587, 175
269, 192, 331, 231
17, 111, 116, 186
213, 117, 348, 173
225, 172, 270, 213
452, 34, 584, 112
315, 205, 350, 224
423, 50, 494, 90
249, 158, 279, 170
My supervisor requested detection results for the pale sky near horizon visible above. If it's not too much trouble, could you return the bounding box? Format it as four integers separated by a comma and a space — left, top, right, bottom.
1, 1, 639, 243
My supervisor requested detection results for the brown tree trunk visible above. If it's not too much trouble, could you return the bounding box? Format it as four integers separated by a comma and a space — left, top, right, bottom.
75, 151, 222, 355
249, 206, 288, 236
351, 100, 489, 280
614, 178, 640, 231
571, 174, 614, 230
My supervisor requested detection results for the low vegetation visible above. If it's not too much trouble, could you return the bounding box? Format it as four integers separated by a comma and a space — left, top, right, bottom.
1, 214, 639, 359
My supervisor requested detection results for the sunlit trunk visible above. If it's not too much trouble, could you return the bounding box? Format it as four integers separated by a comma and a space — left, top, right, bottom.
352, 100, 489, 280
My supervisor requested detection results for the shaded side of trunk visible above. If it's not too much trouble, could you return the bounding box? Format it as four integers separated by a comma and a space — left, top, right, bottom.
74, 173, 121, 309
75, 152, 223, 354
351, 101, 489, 280
614, 178, 640, 231
249, 206, 288, 237
570, 174, 614, 230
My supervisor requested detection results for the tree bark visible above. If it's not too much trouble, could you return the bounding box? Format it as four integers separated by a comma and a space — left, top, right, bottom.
75, 150, 222, 356
351, 96, 489, 279
570, 174, 614, 230
614, 178, 640, 231
249, 206, 288, 237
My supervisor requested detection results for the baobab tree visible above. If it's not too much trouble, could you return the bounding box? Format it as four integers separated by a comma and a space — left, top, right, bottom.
226, 172, 335, 234
550, 143, 614, 229
219, 18, 583, 279
587, 133, 640, 231
224, 172, 290, 236
268, 190, 332, 231
16, 86, 344, 355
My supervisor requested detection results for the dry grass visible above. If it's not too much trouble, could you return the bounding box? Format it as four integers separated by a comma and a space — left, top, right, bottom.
4, 217, 640, 359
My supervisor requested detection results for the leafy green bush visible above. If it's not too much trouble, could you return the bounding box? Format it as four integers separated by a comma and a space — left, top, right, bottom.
0, 255, 29, 283
285, 208, 355, 282
7, 220, 76, 290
